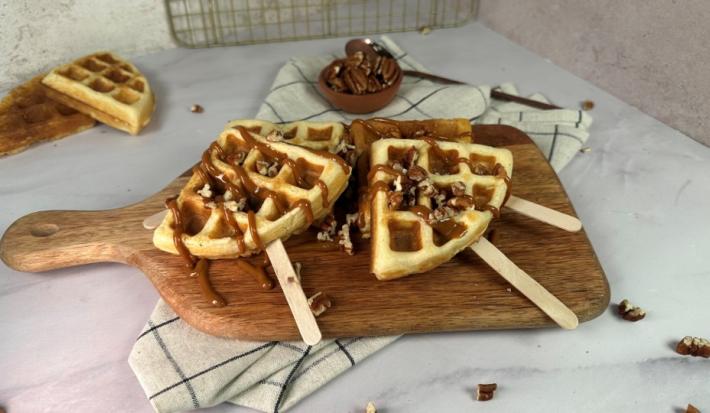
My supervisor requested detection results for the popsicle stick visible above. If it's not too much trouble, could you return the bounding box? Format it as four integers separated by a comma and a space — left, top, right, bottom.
143, 209, 167, 230
505, 195, 582, 232
470, 238, 579, 329
265, 239, 322, 345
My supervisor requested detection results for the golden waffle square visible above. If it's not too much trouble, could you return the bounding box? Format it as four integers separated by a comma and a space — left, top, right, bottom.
153, 123, 352, 259
0, 74, 95, 156
227, 119, 347, 153
353, 118, 473, 235
42, 52, 155, 135
368, 138, 513, 280
350, 118, 473, 156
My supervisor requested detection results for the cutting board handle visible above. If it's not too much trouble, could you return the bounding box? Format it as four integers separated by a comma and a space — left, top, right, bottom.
0, 209, 138, 272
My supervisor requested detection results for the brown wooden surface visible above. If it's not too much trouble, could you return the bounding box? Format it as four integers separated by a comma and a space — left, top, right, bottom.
0, 125, 610, 340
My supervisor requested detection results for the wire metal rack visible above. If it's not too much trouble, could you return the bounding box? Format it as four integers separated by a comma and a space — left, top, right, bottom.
166, 0, 477, 48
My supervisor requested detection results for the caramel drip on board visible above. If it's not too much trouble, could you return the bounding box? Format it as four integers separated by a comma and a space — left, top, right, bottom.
235, 258, 274, 290
166, 197, 226, 307
192, 258, 226, 306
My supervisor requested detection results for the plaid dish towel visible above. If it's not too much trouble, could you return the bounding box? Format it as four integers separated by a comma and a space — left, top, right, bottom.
129, 36, 592, 413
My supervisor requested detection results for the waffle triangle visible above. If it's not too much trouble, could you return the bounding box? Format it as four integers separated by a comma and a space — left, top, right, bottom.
367, 137, 513, 280
153, 123, 351, 259
42, 51, 155, 135
0, 74, 95, 156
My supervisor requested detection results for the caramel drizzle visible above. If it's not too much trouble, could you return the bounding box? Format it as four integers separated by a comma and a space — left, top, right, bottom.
367, 164, 405, 183
192, 258, 227, 306
235, 256, 274, 290
165, 197, 227, 306
165, 196, 195, 268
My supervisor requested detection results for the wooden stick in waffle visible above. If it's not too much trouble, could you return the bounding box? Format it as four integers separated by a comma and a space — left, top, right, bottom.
0, 74, 95, 156
42, 51, 155, 135
368, 138, 513, 280
153, 124, 352, 260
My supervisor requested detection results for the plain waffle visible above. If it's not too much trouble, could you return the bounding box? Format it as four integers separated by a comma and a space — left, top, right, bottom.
42, 51, 155, 135
153, 124, 352, 259
0, 74, 95, 156
367, 137, 513, 280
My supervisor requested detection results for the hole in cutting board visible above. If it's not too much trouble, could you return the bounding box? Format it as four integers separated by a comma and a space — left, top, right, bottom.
30, 223, 59, 237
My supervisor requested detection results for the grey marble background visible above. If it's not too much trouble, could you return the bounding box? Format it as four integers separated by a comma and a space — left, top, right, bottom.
478, 0, 710, 146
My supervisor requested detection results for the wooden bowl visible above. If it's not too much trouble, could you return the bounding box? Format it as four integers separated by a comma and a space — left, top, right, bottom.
317, 66, 402, 114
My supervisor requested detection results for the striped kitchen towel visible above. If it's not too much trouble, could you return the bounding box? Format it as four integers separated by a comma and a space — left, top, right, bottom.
129, 36, 592, 413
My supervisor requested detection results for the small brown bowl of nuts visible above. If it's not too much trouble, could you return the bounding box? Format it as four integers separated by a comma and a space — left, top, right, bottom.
317, 51, 402, 114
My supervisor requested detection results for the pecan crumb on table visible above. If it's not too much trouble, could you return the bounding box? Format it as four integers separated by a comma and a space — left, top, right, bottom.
476, 383, 497, 401
676, 336, 710, 358
618, 299, 646, 321
686, 403, 701, 413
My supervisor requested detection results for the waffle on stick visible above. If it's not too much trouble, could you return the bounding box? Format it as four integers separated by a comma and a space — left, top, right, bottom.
0, 74, 95, 156
367, 137, 513, 280
154, 123, 351, 260
42, 52, 155, 135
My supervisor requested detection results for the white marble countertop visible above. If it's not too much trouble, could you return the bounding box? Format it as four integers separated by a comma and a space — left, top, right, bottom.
1, 22, 709, 412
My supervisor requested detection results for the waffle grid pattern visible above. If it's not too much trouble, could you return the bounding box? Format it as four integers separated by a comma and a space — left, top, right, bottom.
369, 138, 513, 279
153, 125, 351, 259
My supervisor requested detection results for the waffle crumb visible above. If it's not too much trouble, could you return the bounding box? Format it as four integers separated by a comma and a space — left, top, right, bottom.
476, 383, 497, 401
190, 104, 204, 113
676, 336, 710, 358
580, 147, 592, 153
307, 291, 332, 317
197, 183, 213, 198
618, 299, 646, 321
419, 26, 432, 35
581, 100, 595, 111
686, 403, 701, 413
365, 401, 377, 413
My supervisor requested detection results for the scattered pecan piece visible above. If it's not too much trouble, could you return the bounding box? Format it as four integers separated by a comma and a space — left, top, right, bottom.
618, 299, 646, 321
676, 336, 710, 358
190, 104, 204, 113
387, 191, 404, 210
307, 292, 332, 317
407, 165, 428, 182
450, 181, 467, 196
476, 383, 497, 401
686, 403, 701, 413
581, 100, 595, 111
365, 401, 377, 413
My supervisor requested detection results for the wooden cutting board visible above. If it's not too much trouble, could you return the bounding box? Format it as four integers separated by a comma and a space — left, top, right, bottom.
0, 125, 609, 341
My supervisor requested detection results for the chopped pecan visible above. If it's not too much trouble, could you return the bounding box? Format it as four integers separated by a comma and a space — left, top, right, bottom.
451, 181, 467, 196
417, 178, 437, 196
432, 205, 456, 221
473, 163, 492, 175
404, 146, 418, 168
387, 191, 404, 210
407, 165, 428, 182
476, 383, 497, 401
676, 336, 710, 358
307, 292, 332, 317
447, 196, 474, 209
618, 299, 646, 321
686, 404, 701, 413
